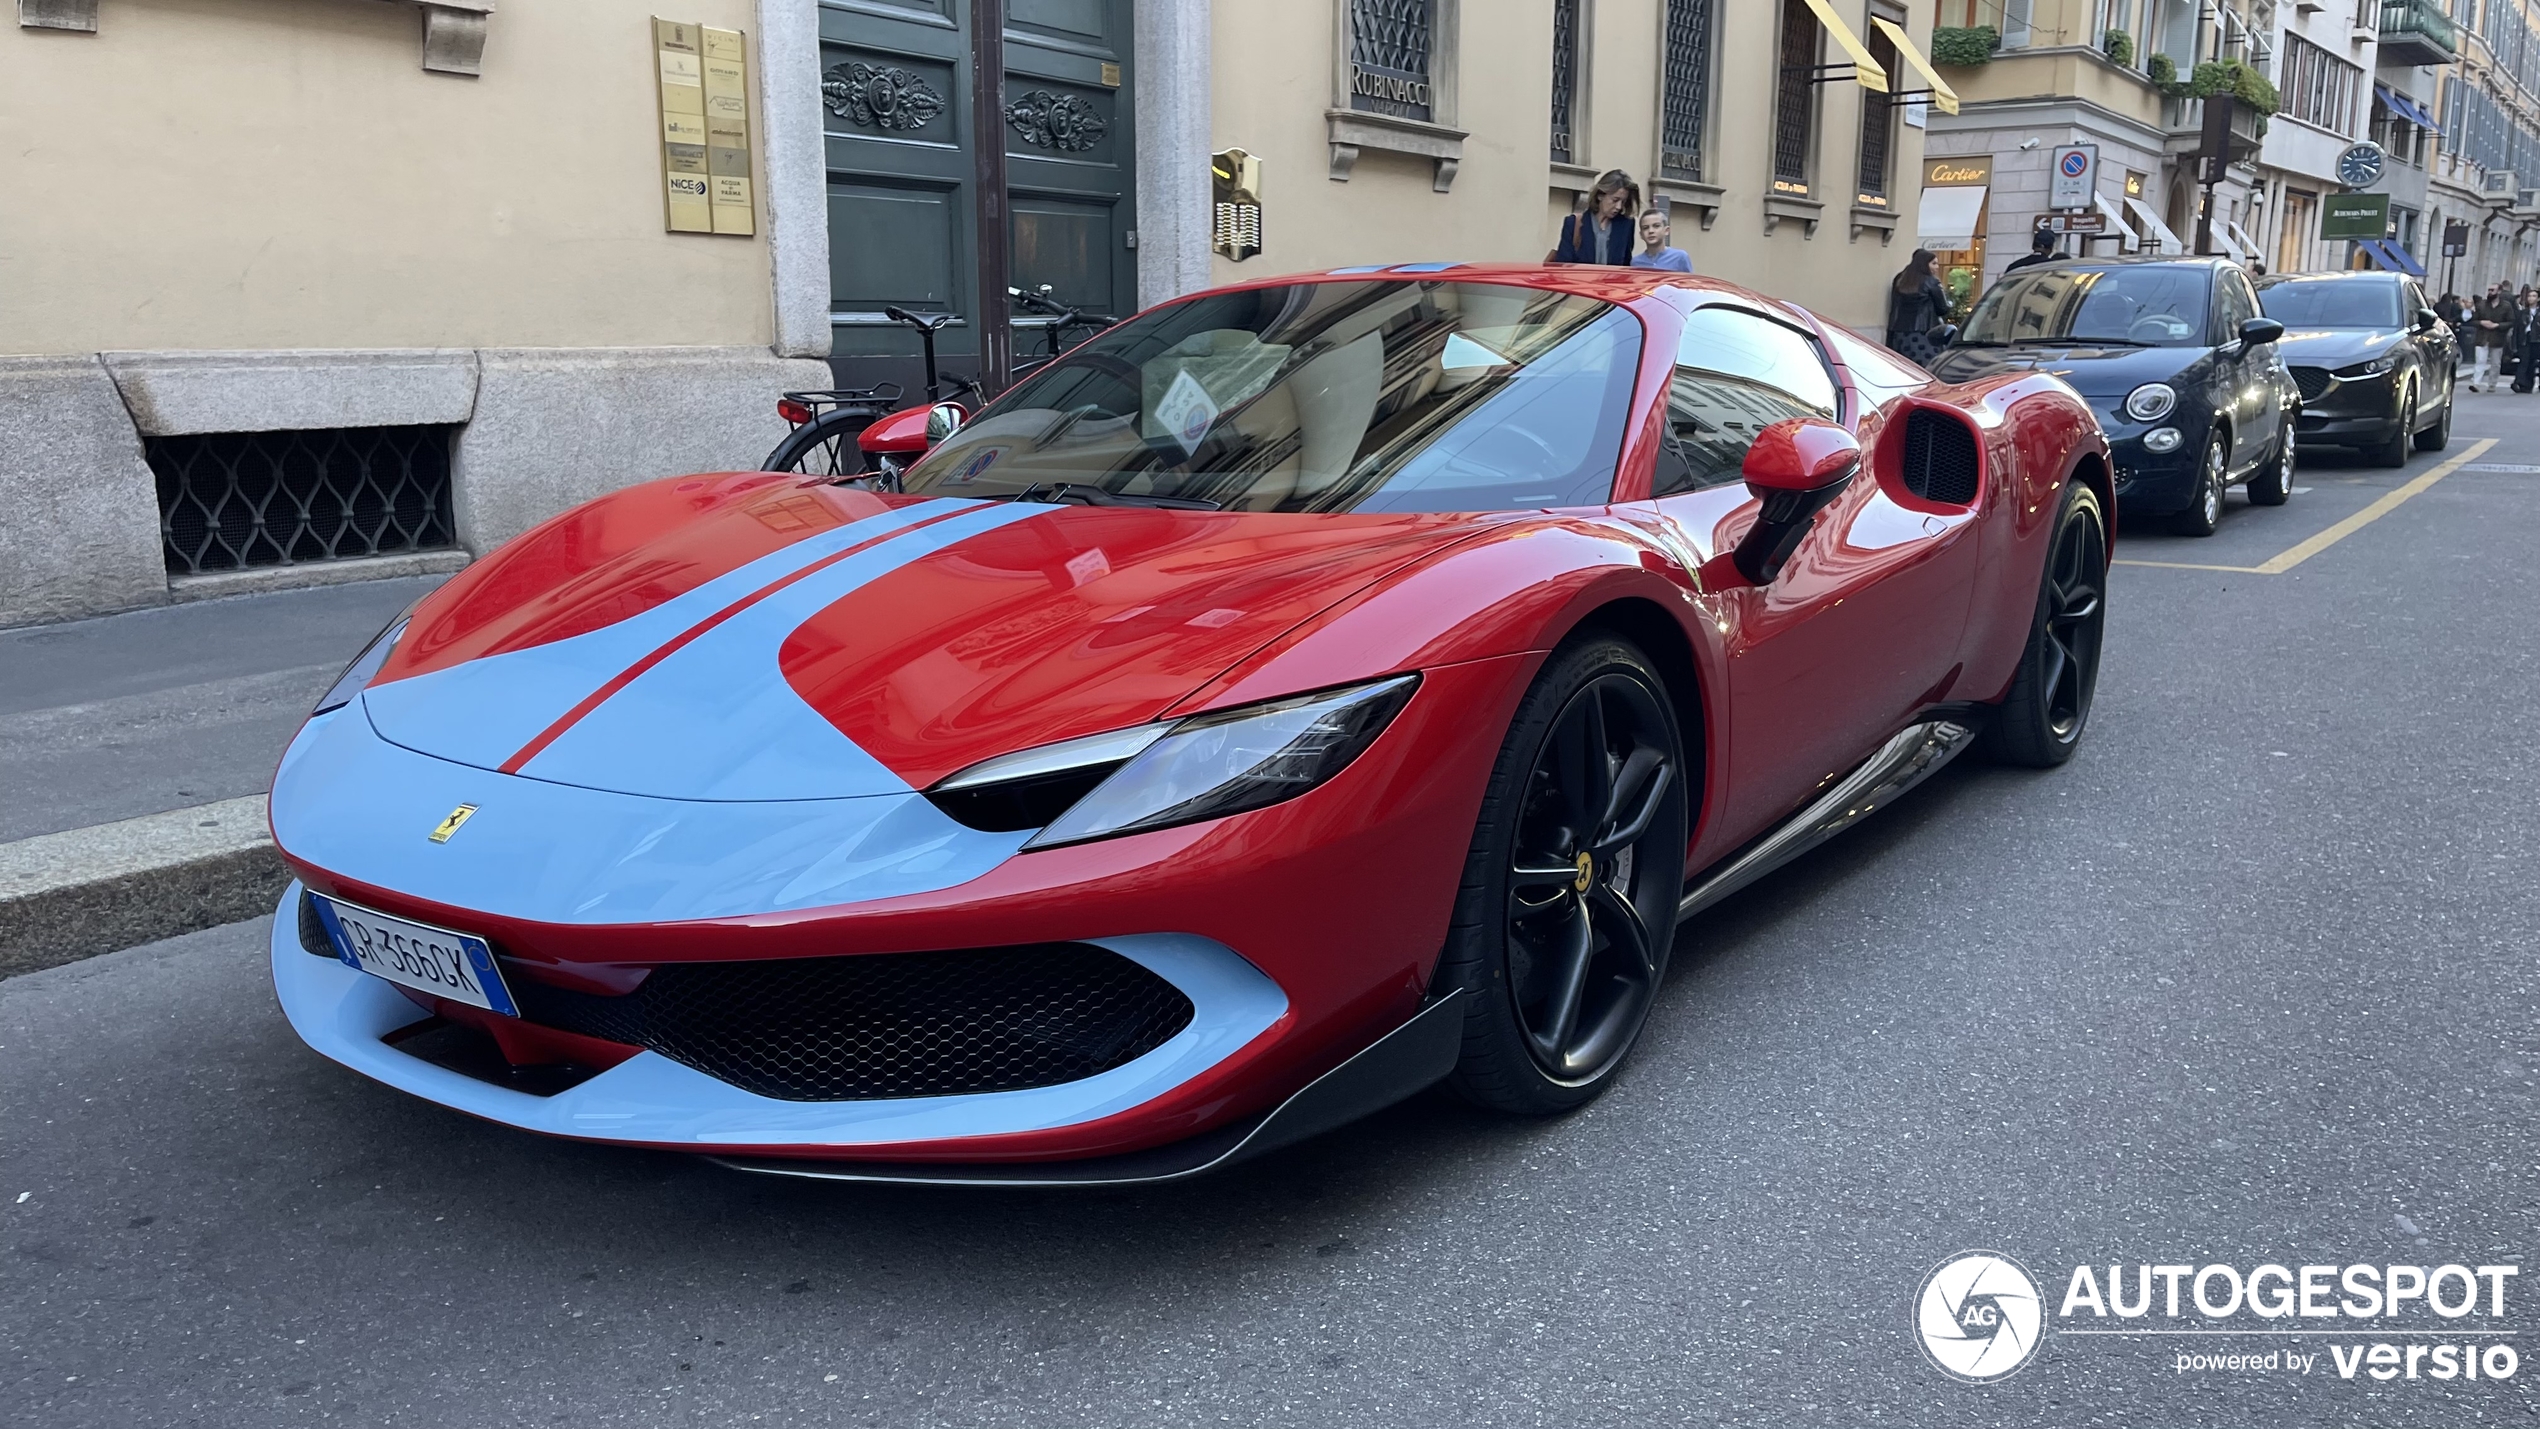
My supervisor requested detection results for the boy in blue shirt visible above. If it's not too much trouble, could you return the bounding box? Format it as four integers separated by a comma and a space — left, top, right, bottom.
1631, 209, 1693, 272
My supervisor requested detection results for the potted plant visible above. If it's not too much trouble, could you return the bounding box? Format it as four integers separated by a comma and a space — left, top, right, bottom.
2104, 28, 2134, 66
1931, 25, 1999, 67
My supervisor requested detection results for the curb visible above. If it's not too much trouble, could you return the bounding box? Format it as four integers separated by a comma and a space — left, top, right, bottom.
0, 796, 287, 979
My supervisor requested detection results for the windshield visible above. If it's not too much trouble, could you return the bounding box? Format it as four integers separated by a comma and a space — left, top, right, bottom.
901, 281, 1644, 513
2256, 278, 2405, 329
1959, 266, 2213, 348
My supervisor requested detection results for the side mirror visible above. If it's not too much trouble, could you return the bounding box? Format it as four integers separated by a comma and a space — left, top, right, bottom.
2415, 307, 2440, 334
1704, 418, 1863, 588
924, 402, 968, 445
1928, 324, 1960, 350
2239, 317, 2286, 348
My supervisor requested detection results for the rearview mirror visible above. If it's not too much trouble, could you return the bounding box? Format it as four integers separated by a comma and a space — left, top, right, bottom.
2239, 317, 2285, 348
1702, 418, 1863, 588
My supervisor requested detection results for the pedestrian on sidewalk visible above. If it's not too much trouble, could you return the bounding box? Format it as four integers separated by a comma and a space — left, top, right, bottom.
1549, 170, 1639, 265
2472, 281, 2512, 391
1884, 249, 1955, 365
2513, 287, 2540, 395
2004, 225, 2060, 274
1630, 208, 1693, 273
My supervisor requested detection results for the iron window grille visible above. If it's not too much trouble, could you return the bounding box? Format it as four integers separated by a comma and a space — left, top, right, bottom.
150, 426, 457, 576
1350, 0, 1435, 122
1856, 20, 1897, 201
1772, 0, 1819, 195
1660, 0, 1715, 183
1551, 0, 1581, 164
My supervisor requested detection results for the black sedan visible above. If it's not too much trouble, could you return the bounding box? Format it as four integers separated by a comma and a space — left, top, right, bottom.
2255, 271, 2456, 466
1927, 256, 2296, 536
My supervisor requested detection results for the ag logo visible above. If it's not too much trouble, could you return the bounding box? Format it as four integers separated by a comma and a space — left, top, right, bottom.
1914, 1250, 2043, 1383
427, 804, 478, 844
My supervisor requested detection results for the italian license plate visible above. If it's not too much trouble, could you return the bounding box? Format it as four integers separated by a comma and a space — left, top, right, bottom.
308, 893, 518, 1017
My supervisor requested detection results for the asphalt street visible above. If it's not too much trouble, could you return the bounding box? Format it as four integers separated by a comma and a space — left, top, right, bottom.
6, 396, 2539, 1427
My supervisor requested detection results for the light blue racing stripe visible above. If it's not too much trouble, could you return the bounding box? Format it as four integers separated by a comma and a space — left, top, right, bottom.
363, 499, 977, 773
278, 702, 1031, 922
518, 500, 1050, 801
269, 884, 1289, 1148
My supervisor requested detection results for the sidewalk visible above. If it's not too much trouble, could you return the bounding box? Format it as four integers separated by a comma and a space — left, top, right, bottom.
0, 575, 448, 973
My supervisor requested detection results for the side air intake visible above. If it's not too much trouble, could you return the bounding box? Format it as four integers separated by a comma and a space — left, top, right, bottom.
1899, 409, 1981, 505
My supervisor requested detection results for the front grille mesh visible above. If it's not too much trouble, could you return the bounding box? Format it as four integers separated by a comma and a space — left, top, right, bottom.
2291, 366, 2335, 404
507, 944, 1196, 1101
1900, 409, 1981, 504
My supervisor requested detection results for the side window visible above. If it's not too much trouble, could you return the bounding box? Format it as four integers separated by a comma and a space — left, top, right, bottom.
2214, 273, 2257, 343
1824, 326, 1932, 408
1653, 307, 1841, 497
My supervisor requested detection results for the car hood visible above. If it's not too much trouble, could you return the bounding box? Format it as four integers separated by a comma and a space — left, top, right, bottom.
2273, 328, 2402, 367
361, 476, 1480, 801
1926, 343, 2203, 400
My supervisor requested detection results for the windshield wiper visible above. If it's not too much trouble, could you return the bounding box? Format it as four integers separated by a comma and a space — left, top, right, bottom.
1009, 482, 1222, 511
2066, 336, 2154, 347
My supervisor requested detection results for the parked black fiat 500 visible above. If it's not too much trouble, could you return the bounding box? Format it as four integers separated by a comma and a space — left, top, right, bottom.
2255, 270, 2456, 466
1927, 256, 2296, 536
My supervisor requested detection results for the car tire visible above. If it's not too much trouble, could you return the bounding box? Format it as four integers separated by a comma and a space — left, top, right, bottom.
1436, 635, 1688, 1116
2246, 424, 2294, 506
1984, 482, 2108, 769
2415, 385, 2453, 452
2168, 431, 2226, 537
2373, 391, 2414, 468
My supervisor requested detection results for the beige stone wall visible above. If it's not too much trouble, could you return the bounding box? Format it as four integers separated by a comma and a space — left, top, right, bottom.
0, 0, 774, 355
1207, 0, 1931, 333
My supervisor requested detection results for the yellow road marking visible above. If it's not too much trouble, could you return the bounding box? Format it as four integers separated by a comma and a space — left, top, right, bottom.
2116, 437, 2499, 576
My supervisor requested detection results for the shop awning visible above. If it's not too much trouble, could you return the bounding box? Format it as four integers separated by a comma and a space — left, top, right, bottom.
1803, 0, 1889, 93
2357, 238, 2428, 277
2374, 83, 2443, 133
2123, 195, 2185, 255
1871, 17, 1959, 116
1916, 184, 1988, 249
2213, 224, 2249, 262
2094, 192, 2141, 249
2226, 221, 2263, 261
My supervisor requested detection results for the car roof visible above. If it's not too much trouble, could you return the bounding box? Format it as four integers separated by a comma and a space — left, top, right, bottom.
2252, 270, 2404, 286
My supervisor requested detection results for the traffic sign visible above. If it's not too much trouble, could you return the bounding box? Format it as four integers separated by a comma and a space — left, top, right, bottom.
2050, 143, 2099, 211
2443, 221, 2471, 257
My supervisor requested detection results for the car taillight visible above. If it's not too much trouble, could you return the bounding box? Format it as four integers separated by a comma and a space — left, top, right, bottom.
777, 399, 814, 426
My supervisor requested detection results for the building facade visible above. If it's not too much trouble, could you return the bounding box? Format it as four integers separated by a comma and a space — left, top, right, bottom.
1208, 0, 1943, 334
1919, 0, 2540, 306
3, 0, 1950, 629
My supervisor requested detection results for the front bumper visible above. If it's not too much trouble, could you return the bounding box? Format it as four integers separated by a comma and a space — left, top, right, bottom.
271, 884, 1288, 1153
269, 654, 1529, 1162
2095, 412, 2206, 514
2292, 370, 2401, 446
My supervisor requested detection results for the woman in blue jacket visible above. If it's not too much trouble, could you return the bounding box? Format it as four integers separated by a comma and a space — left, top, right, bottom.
1550, 170, 1640, 265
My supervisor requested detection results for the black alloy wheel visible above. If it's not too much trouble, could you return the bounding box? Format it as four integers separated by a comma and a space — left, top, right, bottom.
1438, 637, 1688, 1114
2415, 384, 2454, 452
1984, 482, 2108, 768
2373, 390, 2415, 469
2247, 424, 2294, 506
2169, 431, 2227, 537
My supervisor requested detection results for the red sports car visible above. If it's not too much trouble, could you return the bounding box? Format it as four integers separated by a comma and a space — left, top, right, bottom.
268, 266, 2111, 1185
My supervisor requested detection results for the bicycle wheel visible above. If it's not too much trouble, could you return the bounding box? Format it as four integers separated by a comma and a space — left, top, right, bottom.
763, 408, 873, 478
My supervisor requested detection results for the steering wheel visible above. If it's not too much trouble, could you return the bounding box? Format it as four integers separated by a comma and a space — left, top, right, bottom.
2128, 315, 2186, 343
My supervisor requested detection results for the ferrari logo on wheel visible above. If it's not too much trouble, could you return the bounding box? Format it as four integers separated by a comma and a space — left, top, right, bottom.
1573, 852, 1594, 892
428, 804, 478, 844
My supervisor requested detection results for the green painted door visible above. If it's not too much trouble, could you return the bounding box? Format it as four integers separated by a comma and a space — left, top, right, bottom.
819, 0, 1138, 395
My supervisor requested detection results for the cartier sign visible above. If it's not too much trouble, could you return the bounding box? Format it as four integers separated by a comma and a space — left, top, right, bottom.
1925, 157, 1992, 187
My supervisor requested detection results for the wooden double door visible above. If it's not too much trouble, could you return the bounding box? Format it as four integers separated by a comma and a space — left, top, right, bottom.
819, 0, 1139, 395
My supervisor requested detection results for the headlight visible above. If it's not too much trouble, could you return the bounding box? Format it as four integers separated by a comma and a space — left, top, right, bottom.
2122, 383, 2178, 423
2335, 354, 2399, 379
310, 607, 416, 716
2142, 427, 2184, 454
928, 675, 1420, 848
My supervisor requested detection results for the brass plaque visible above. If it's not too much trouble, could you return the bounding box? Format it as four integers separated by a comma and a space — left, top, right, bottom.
701, 25, 755, 236
1100, 60, 1120, 87
656, 16, 712, 232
